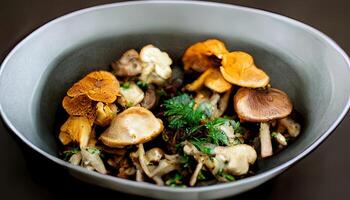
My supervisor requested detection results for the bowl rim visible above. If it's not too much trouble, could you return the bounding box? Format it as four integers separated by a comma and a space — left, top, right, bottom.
1, 0, 350, 193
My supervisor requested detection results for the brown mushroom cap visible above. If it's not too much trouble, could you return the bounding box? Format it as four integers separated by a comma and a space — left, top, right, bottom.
67, 71, 120, 103
112, 49, 143, 77
100, 107, 164, 147
62, 95, 96, 122
234, 87, 293, 122
182, 39, 229, 72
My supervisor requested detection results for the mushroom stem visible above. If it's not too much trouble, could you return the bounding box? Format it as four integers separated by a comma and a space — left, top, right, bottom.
190, 162, 203, 186
259, 123, 273, 158
138, 144, 152, 177
136, 170, 143, 182
272, 132, 287, 146
279, 117, 300, 137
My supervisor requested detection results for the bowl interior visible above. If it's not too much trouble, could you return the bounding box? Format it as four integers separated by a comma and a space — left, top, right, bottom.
1, 1, 349, 184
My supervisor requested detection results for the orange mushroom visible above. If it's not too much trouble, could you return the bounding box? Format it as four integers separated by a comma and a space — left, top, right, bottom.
67, 71, 120, 103
186, 68, 231, 93
183, 39, 229, 72
220, 51, 270, 88
62, 95, 96, 123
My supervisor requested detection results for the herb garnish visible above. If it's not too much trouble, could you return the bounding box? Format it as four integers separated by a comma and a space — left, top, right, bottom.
63, 147, 80, 161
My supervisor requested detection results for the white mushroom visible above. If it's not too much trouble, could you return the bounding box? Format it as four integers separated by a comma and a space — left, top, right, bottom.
145, 147, 164, 164
100, 107, 164, 147
69, 152, 82, 165
149, 154, 180, 186
272, 132, 288, 146
259, 122, 273, 158
279, 117, 301, 137
95, 102, 118, 126
112, 49, 143, 77
117, 82, 145, 107
80, 148, 107, 174
59, 116, 92, 148
139, 45, 172, 85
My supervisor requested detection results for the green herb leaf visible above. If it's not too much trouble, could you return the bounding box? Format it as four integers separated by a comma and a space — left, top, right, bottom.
63, 147, 80, 161
197, 170, 206, 180
190, 138, 213, 155
121, 82, 130, 89
165, 172, 185, 187
136, 80, 148, 90
86, 147, 100, 155
205, 118, 230, 146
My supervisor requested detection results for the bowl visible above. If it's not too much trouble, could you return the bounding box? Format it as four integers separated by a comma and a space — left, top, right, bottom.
1, 1, 350, 199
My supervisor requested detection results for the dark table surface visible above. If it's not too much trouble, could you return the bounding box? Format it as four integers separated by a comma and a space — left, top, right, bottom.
1, 0, 349, 199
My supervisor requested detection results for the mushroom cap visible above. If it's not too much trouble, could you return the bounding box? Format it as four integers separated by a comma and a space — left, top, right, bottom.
100, 107, 164, 147
62, 95, 96, 122
234, 87, 293, 122
140, 44, 173, 80
67, 71, 120, 103
117, 82, 145, 107
59, 116, 92, 148
183, 39, 229, 72
220, 51, 270, 88
204, 69, 232, 93
112, 49, 143, 77
186, 68, 232, 93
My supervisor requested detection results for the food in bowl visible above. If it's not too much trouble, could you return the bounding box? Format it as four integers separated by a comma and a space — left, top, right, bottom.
58, 39, 301, 187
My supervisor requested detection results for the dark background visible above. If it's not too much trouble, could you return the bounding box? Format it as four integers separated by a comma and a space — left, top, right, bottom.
0, 0, 349, 199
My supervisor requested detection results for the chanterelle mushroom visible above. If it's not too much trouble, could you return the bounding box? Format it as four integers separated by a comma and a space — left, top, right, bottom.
67, 71, 120, 103
117, 82, 144, 107
139, 45, 173, 85
186, 68, 232, 93
62, 94, 96, 123
95, 102, 118, 126
59, 116, 91, 148
234, 87, 293, 122
183, 39, 229, 72
100, 107, 164, 147
112, 49, 143, 77
220, 51, 269, 88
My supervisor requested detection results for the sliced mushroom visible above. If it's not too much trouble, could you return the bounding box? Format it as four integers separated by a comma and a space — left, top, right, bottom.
117, 82, 144, 107
234, 87, 293, 122
259, 122, 273, 158
183, 39, 229, 72
100, 107, 164, 147
279, 117, 301, 137
139, 45, 173, 85
112, 49, 143, 77
140, 85, 157, 109
80, 148, 107, 174
220, 51, 269, 88
67, 71, 120, 103
59, 116, 92, 148
95, 102, 118, 126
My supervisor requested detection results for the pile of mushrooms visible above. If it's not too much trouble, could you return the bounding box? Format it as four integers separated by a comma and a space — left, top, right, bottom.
183, 39, 301, 159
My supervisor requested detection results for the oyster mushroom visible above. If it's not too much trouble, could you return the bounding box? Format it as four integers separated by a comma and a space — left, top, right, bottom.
112, 49, 143, 77
186, 68, 232, 93
62, 94, 96, 123
67, 71, 120, 103
220, 51, 269, 88
59, 116, 92, 148
117, 82, 144, 107
183, 39, 229, 72
140, 85, 157, 109
149, 154, 180, 186
80, 147, 107, 174
139, 45, 173, 85
95, 102, 118, 126
100, 107, 164, 147
234, 87, 293, 122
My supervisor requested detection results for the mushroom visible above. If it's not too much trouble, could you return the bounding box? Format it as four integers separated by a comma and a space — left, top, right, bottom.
139, 45, 173, 85
80, 147, 107, 174
62, 94, 96, 123
213, 144, 257, 176
67, 71, 120, 103
194, 89, 231, 119
117, 82, 144, 107
140, 85, 157, 109
259, 122, 273, 158
186, 68, 232, 93
149, 154, 180, 186
234, 87, 293, 122
220, 51, 269, 88
145, 147, 164, 164
59, 116, 92, 148
100, 107, 164, 147
69, 152, 82, 165
164, 66, 184, 93
183, 39, 229, 72
272, 132, 288, 146
95, 102, 118, 126
278, 117, 301, 137
111, 49, 143, 77
130, 150, 146, 182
